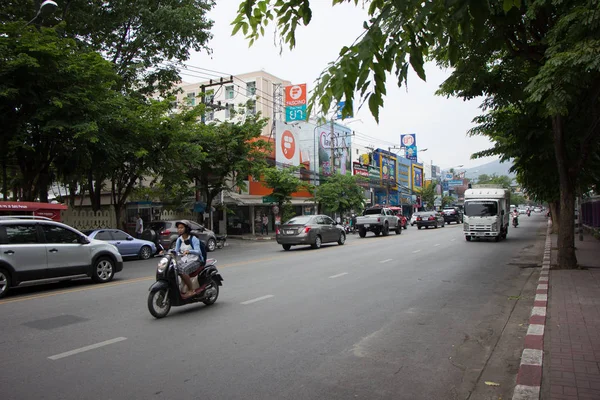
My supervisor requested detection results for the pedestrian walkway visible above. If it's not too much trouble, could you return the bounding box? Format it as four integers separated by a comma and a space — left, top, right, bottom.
543, 230, 600, 400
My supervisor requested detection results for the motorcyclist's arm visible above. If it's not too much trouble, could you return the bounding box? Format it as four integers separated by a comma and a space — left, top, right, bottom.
188, 237, 202, 257
175, 237, 182, 253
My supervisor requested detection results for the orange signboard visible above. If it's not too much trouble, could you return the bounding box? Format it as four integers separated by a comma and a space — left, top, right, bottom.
284, 84, 307, 106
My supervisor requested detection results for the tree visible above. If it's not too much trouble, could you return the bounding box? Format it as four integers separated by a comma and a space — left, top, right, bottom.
182, 114, 271, 228
234, 0, 600, 268
315, 174, 365, 216
0, 23, 119, 202
420, 181, 436, 210
476, 174, 513, 189
261, 166, 307, 222
441, 196, 456, 208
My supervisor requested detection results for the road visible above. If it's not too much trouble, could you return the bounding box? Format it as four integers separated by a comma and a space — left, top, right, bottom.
0, 214, 548, 400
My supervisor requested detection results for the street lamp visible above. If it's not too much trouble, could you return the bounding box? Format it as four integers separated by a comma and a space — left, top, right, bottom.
25, 0, 58, 27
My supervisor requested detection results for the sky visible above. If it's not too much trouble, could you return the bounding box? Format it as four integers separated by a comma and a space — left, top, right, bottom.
186, 1, 500, 170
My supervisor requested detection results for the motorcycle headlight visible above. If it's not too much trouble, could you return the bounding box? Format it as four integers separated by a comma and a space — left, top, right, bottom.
157, 257, 169, 273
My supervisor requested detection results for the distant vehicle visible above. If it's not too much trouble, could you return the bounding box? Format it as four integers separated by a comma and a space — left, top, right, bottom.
388, 207, 408, 229
415, 211, 445, 229
534, 207, 542, 213
463, 186, 511, 242
442, 207, 463, 224
355, 207, 401, 237
276, 215, 346, 250
0, 216, 123, 298
410, 213, 420, 226
142, 220, 218, 252
518, 208, 527, 215
83, 229, 157, 260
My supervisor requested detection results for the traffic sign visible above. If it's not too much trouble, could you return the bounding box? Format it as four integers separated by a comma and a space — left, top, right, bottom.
262, 195, 277, 204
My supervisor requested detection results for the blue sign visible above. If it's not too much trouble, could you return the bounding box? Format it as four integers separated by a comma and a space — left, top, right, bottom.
442, 181, 449, 191
448, 180, 463, 187
336, 101, 353, 120
285, 105, 307, 122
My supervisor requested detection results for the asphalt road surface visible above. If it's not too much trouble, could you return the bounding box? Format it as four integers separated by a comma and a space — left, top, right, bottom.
0, 214, 548, 400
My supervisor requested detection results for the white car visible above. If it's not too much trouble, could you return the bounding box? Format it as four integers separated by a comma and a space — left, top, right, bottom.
0, 216, 124, 298
410, 213, 420, 226
534, 207, 542, 213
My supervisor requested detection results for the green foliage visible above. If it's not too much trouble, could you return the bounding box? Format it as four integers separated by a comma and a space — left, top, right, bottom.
315, 174, 365, 215
420, 182, 436, 210
261, 166, 307, 216
476, 174, 513, 189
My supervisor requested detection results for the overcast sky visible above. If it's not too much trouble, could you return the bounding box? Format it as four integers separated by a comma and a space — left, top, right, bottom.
186, 1, 500, 169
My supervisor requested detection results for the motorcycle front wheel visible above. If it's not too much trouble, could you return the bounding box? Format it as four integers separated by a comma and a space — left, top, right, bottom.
148, 289, 171, 318
202, 278, 220, 306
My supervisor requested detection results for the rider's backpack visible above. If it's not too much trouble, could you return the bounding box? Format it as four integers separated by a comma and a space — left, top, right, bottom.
188, 232, 207, 264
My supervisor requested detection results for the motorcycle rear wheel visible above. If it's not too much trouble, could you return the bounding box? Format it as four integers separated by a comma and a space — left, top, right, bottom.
202, 278, 220, 306
148, 289, 171, 318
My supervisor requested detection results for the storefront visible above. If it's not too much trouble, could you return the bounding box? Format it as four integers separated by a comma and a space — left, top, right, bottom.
0, 201, 68, 221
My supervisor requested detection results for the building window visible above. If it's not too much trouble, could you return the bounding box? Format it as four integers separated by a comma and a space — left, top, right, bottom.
225, 85, 235, 99
225, 107, 231, 119
186, 92, 196, 106
246, 81, 256, 96
205, 93, 214, 104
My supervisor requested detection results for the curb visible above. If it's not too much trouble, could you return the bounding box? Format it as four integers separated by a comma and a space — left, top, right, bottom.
512, 219, 552, 400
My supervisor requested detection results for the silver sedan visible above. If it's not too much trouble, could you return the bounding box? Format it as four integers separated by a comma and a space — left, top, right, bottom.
276, 215, 346, 251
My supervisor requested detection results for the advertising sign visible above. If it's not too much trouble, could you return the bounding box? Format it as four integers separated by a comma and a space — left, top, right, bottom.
448, 179, 463, 187
275, 120, 319, 172
353, 162, 369, 188
285, 84, 307, 122
445, 173, 453, 180
380, 155, 397, 191
412, 165, 423, 192
317, 123, 352, 176
336, 101, 353, 120
401, 134, 418, 162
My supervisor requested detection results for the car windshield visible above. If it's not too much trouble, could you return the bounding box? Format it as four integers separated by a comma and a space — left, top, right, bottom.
465, 201, 498, 217
285, 216, 313, 225
364, 209, 383, 215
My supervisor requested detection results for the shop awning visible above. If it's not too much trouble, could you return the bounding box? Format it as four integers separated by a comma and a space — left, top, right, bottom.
223, 193, 314, 206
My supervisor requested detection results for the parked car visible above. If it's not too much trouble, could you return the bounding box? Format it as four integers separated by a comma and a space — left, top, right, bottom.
442, 207, 463, 224
141, 220, 218, 252
0, 216, 123, 299
276, 215, 346, 250
415, 212, 445, 229
83, 229, 157, 260
388, 207, 408, 229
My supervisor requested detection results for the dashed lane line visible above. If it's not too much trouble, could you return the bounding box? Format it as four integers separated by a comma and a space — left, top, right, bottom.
329, 273, 348, 279
48, 337, 127, 360
241, 295, 275, 305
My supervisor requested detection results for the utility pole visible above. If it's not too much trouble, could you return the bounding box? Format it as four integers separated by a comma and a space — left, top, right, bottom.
330, 118, 335, 175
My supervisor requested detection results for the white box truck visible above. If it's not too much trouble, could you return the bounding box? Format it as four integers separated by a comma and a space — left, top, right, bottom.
463, 185, 511, 242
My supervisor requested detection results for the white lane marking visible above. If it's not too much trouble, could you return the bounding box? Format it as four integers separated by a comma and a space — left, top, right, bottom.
241, 295, 274, 305
48, 337, 127, 360
412, 250, 421, 254
434, 244, 440, 247
450, 239, 456, 242
329, 272, 348, 279
380, 259, 393, 263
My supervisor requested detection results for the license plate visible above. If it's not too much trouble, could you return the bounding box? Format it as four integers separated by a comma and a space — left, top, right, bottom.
364, 224, 370, 228
286, 230, 295, 234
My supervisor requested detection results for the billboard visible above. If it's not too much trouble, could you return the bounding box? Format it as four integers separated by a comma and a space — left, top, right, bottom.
412, 164, 423, 192
285, 84, 307, 122
317, 123, 352, 176
275, 121, 319, 174
401, 134, 418, 162
380, 155, 397, 191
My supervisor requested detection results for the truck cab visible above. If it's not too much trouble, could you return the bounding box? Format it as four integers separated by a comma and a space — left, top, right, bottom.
463, 186, 510, 242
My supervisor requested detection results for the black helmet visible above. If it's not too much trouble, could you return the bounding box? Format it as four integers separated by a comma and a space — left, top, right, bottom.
175, 220, 192, 234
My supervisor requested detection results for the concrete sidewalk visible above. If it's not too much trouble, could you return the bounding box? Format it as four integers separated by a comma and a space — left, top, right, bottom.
543, 229, 600, 399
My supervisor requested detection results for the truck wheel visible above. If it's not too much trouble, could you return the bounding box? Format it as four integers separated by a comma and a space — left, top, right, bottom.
465, 236, 471, 242
374, 229, 381, 236
358, 228, 367, 238
417, 226, 422, 230
382, 224, 389, 236
395, 225, 401, 234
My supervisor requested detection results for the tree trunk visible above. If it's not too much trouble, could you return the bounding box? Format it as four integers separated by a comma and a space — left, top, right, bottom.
549, 201, 560, 233
552, 115, 578, 269
2, 156, 7, 201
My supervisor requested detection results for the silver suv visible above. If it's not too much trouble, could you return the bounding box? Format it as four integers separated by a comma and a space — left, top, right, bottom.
0, 216, 123, 298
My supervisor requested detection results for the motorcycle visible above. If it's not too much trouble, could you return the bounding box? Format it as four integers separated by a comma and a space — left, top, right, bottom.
527, 210, 531, 217
512, 215, 519, 228
148, 251, 224, 319
216, 234, 228, 249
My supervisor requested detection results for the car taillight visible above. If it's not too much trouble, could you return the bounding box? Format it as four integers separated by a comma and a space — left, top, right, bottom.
377, 217, 381, 222
160, 229, 171, 236
276, 227, 280, 234
304, 226, 311, 233
417, 217, 422, 221
428, 216, 435, 221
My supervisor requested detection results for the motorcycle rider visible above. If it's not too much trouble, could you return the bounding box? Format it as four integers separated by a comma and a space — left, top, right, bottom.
512, 209, 519, 226
174, 220, 204, 299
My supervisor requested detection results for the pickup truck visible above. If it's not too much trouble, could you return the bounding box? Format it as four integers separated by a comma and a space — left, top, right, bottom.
355, 207, 401, 237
